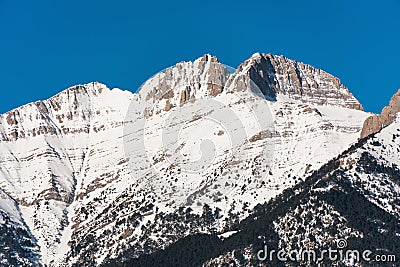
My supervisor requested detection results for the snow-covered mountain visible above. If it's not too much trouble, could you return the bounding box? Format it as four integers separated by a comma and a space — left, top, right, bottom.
0, 53, 398, 267
201, 115, 400, 267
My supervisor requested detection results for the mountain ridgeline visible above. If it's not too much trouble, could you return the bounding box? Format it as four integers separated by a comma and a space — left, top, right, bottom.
0, 53, 398, 266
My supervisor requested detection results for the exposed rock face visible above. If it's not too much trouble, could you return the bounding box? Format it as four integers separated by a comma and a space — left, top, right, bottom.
164, 100, 172, 111
360, 89, 400, 138
237, 53, 364, 110
179, 86, 191, 106
360, 115, 382, 138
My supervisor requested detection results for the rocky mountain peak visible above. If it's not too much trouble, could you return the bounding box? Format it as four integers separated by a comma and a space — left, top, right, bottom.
238, 53, 364, 110
138, 53, 364, 115
360, 88, 400, 138
138, 54, 230, 115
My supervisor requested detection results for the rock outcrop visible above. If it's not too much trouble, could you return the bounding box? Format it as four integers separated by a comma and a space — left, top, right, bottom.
360, 89, 400, 138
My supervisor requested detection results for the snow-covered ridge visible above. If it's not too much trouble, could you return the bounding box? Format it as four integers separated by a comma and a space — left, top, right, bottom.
0, 53, 372, 266
0, 52, 365, 144
0, 82, 133, 141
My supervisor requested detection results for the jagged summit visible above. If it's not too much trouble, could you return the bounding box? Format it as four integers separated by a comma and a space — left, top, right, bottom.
0, 53, 366, 143
238, 53, 364, 110
137, 54, 230, 111
138, 52, 364, 112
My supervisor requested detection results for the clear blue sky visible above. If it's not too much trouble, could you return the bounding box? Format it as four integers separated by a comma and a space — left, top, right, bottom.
1, 0, 399, 113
